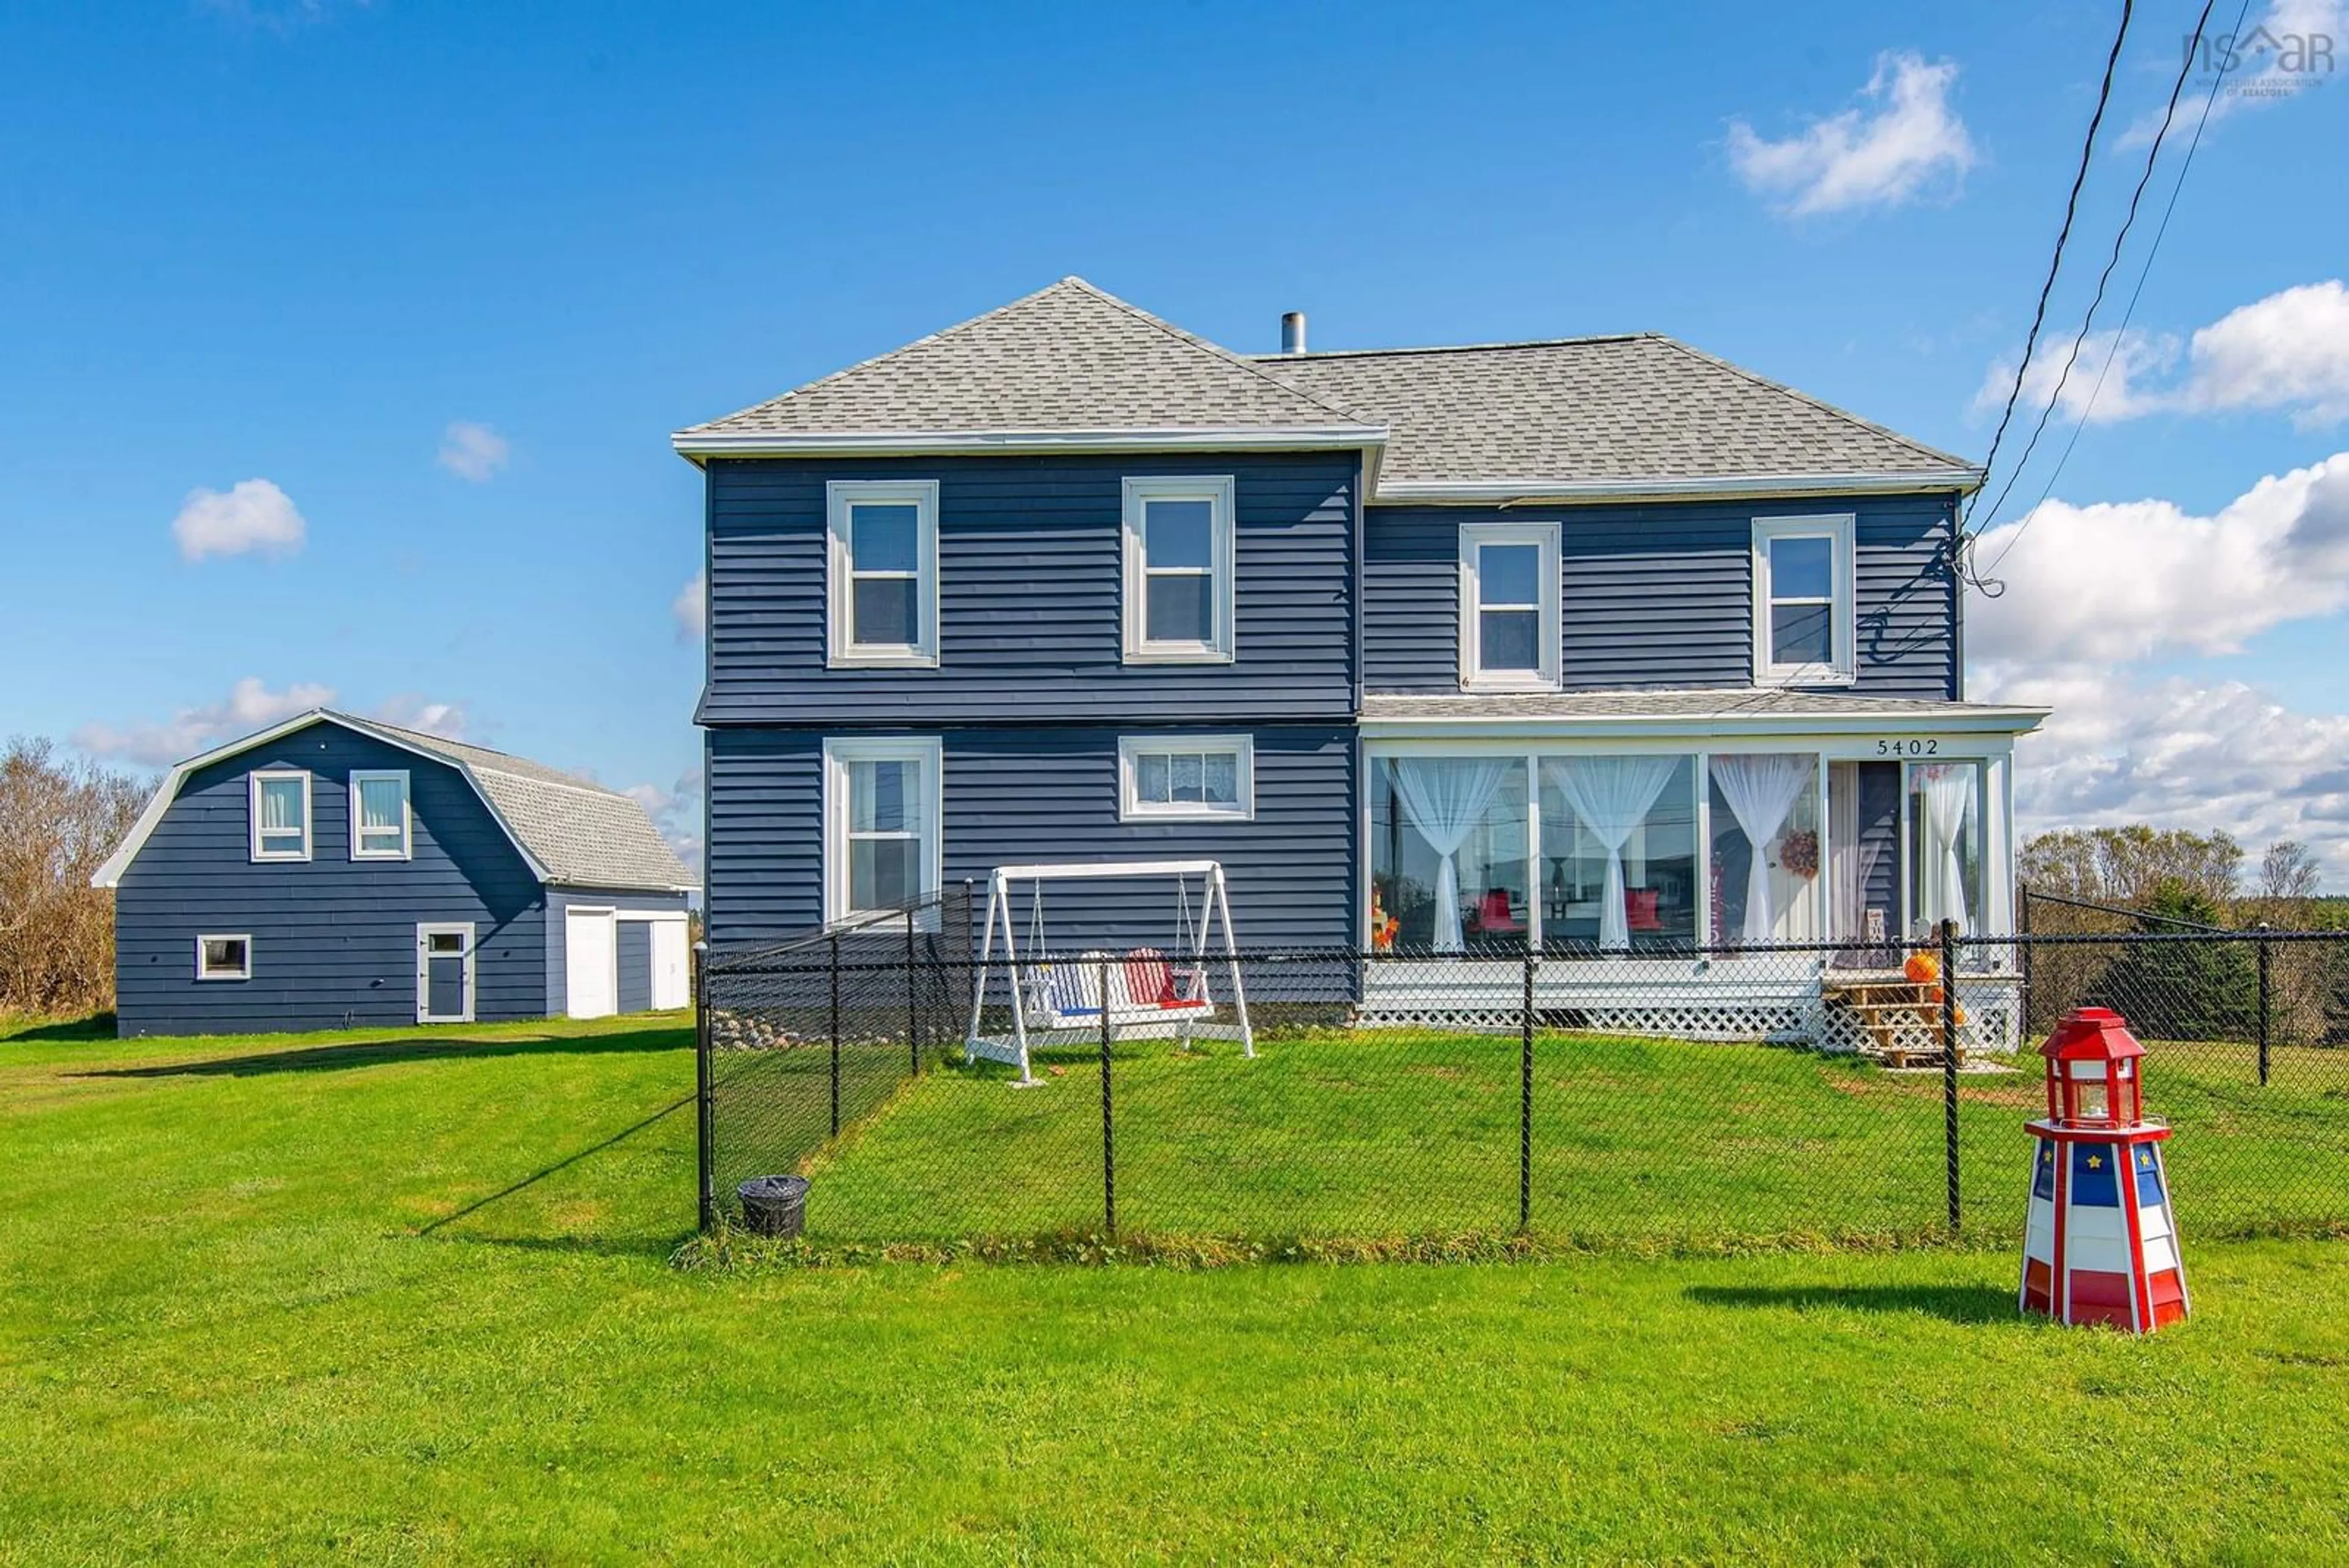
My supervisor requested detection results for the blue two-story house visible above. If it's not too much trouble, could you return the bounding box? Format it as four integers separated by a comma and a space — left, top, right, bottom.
95, 710, 697, 1036
675, 278, 2046, 1040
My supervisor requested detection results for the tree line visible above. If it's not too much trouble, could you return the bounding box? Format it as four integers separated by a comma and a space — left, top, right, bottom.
0, 738, 146, 1018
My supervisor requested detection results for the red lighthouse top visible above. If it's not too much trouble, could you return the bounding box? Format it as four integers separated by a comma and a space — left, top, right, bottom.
2039, 1007, 2148, 1128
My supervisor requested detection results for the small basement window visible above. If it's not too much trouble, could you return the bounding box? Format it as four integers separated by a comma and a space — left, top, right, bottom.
1119, 735, 1255, 821
249, 770, 311, 861
196, 934, 251, 981
350, 770, 412, 860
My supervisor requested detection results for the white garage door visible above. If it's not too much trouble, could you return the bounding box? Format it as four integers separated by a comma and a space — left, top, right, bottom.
566, 907, 617, 1019
650, 917, 691, 1011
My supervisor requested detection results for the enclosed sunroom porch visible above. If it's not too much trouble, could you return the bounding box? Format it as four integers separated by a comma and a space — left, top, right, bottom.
1357, 693, 2050, 1052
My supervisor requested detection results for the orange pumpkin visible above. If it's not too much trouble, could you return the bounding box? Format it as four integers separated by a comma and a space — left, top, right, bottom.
1903, 951, 1941, 985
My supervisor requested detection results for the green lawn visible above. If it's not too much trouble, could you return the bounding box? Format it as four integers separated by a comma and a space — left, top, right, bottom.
8, 1014, 2349, 1562
757, 1028, 2349, 1247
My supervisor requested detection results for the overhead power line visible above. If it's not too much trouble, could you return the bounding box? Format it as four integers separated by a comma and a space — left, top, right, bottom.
1981, 0, 2253, 578
1959, 0, 2138, 549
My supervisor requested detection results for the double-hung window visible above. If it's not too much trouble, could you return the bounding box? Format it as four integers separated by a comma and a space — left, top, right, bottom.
1753, 515, 1855, 685
1458, 521, 1561, 690
1121, 475, 1236, 663
822, 737, 943, 924
248, 770, 312, 861
350, 770, 412, 860
826, 480, 940, 667
1118, 734, 1255, 822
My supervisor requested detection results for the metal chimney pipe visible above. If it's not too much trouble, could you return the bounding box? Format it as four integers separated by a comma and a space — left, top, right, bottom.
1280, 311, 1307, 355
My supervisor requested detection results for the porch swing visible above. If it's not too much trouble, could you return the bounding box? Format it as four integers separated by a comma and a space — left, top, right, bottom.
963, 859, 1255, 1085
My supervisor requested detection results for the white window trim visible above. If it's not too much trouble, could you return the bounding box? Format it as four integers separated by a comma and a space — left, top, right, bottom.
196, 933, 253, 981
822, 736, 944, 927
1116, 734, 1256, 822
247, 770, 312, 863
1121, 475, 1238, 664
1457, 520, 1562, 692
349, 769, 414, 861
826, 479, 940, 669
1752, 514, 1857, 687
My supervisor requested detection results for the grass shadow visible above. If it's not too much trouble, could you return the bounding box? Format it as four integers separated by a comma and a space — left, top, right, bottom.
1683, 1282, 2017, 1324
420, 1230, 691, 1262
2, 1013, 116, 1044
80, 1027, 690, 1079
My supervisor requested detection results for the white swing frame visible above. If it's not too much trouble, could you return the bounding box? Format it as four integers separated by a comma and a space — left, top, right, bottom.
964, 859, 1255, 1086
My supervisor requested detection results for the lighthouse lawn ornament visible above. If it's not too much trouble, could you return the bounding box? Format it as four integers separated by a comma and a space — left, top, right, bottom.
2021, 1008, 2189, 1332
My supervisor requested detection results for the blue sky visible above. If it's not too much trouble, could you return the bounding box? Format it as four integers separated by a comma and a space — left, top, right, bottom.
6, 1, 2347, 874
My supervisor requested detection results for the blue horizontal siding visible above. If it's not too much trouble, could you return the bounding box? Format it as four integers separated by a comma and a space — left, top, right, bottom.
1364, 492, 1959, 699
701, 452, 1359, 725
112, 720, 548, 1037
705, 725, 1357, 951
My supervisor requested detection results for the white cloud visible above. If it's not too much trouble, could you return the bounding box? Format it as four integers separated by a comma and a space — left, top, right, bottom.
171, 478, 306, 562
74, 677, 335, 767
1978, 282, 2349, 429
1727, 52, 1976, 216
624, 768, 703, 874
672, 570, 706, 640
2121, 0, 2343, 147
436, 421, 511, 482
1971, 451, 2349, 666
370, 694, 469, 740
1984, 667, 2349, 883
75, 680, 473, 767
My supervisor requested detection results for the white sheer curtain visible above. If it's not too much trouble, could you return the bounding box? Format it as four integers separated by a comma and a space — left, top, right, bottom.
1544, 756, 1677, 951
1712, 754, 1813, 943
1917, 765, 1975, 936
1390, 758, 1512, 953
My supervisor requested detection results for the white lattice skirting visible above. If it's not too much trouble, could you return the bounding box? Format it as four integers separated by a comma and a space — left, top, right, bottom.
1355, 959, 2024, 1056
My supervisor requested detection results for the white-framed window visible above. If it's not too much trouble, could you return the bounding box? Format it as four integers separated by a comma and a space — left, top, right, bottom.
822, 736, 943, 924
1117, 734, 1255, 822
349, 770, 412, 860
826, 479, 940, 668
196, 934, 252, 981
1458, 521, 1561, 690
248, 770, 312, 862
1121, 475, 1236, 664
1752, 514, 1856, 685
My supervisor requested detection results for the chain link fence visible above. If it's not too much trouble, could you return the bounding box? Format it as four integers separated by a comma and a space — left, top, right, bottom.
697, 912, 2349, 1249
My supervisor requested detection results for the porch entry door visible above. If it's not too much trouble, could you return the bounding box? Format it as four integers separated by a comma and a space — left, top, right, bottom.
416, 923, 476, 1024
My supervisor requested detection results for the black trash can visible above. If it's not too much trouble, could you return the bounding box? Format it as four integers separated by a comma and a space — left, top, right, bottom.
737, 1175, 809, 1239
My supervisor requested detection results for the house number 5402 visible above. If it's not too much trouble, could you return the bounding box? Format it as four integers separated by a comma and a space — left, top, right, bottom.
1875, 738, 1940, 756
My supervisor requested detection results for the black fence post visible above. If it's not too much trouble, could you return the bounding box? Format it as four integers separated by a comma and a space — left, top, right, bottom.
828, 930, 842, 1140
2016, 880, 2035, 1034
1941, 917, 1962, 1235
1520, 949, 1535, 1234
694, 941, 714, 1233
2257, 923, 2273, 1087
1099, 952, 1116, 1239
905, 911, 921, 1077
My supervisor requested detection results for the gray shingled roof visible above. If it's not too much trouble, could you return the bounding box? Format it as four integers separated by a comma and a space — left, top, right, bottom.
675, 277, 1975, 492
1257, 336, 1972, 488
1361, 690, 2046, 726
358, 717, 697, 893
679, 277, 1376, 438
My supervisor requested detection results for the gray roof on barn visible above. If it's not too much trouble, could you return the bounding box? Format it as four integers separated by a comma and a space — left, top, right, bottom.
1258, 336, 1973, 488
678, 277, 1374, 438
1360, 690, 2046, 724
675, 277, 1975, 492
361, 717, 696, 893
